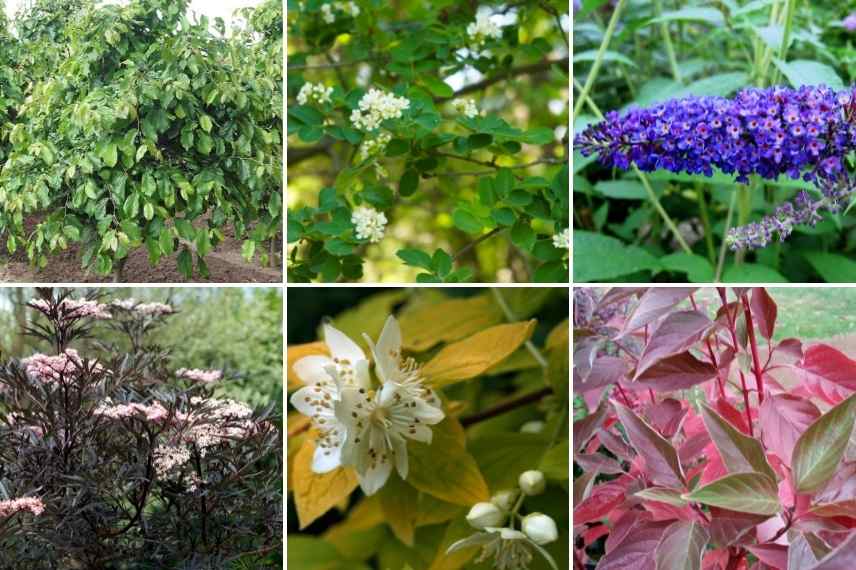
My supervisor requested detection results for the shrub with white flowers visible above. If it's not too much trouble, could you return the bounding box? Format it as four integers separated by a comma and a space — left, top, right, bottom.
287, 288, 569, 569
288, 2, 569, 283
351, 206, 388, 243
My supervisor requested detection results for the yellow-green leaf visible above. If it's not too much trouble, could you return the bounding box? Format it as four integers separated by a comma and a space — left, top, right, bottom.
792, 393, 856, 493
422, 320, 537, 387
683, 473, 780, 515
200, 114, 213, 133
635, 487, 688, 507
398, 294, 503, 352
379, 473, 419, 546
406, 418, 489, 506
293, 439, 359, 529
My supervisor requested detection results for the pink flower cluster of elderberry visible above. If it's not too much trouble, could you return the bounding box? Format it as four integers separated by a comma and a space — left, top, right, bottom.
111, 299, 174, 316
575, 85, 856, 249
29, 298, 112, 321
21, 349, 106, 384
92, 399, 169, 422
0, 497, 45, 518
176, 368, 222, 383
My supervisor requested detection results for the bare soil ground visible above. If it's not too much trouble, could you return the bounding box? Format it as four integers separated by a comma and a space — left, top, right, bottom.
0, 225, 282, 283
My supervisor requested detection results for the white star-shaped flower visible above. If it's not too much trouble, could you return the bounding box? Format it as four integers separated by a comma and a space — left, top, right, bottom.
447, 526, 558, 570
334, 316, 444, 495
289, 323, 370, 473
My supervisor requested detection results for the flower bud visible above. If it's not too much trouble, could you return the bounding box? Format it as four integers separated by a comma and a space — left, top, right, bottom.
518, 470, 546, 496
466, 502, 505, 529
520, 420, 545, 434
490, 489, 517, 511
522, 512, 558, 545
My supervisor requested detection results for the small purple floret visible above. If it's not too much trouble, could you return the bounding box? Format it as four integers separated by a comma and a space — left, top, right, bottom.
844, 12, 856, 32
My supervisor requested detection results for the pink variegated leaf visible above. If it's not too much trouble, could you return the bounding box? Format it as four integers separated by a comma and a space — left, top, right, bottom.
654, 520, 709, 570
645, 398, 688, 439
794, 345, 856, 405
596, 521, 671, 570
613, 401, 686, 488
806, 531, 856, 570
574, 400, 607, 452
745, 543, 788, 569
759, 392, 821, 466
598, 427, 635, 461
749, 288, 777, 341
573, 480, 627, 525
576, 355, 629, 394
576, 453, 624, 475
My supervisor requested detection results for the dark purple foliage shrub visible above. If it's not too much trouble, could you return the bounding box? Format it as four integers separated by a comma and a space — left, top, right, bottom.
0, 289, 282, 569
573, 287, 856, 570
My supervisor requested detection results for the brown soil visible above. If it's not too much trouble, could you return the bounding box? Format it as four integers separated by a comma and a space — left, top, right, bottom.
0, 224, 282, 284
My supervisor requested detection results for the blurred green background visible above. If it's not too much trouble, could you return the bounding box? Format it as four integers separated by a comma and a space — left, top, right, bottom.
0, 287, 283, 410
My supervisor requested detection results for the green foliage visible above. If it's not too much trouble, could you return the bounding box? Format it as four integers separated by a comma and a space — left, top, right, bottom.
287, 1, 569, 283
0, 0, 283, 278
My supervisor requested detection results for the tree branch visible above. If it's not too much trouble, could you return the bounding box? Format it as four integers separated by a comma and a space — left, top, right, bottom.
460, 387, 552, 426
452, 227, 504, 261
437, 58, 568, 102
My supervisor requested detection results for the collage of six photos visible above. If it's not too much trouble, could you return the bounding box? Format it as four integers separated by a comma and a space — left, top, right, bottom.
1, 0, 855, 569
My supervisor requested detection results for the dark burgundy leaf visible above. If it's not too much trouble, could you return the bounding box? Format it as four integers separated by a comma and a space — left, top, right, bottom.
574, 480, 628, 525
613, 401, 686, 488
620, 288, 697, 336
573, 400, 607, 452
645, 398, 687, 439
576, 453, 624, 475
635, 310, 714, 378
797, 344, 856, 391
596, 521, 671, 570
635, 351, 718, 392
745, 544, 788, 569
598, 427, 635, 461
749, 288, 777, 341
576, 355, 628, 393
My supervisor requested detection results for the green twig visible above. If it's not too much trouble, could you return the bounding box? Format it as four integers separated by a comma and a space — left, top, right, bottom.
715, 191, 738, 282
572, 0, 627, 120
654, 0, 682, 83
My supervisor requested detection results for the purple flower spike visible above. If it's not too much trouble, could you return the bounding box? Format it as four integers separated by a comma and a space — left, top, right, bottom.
845, 12, 856, 32
576, 85, 856, 250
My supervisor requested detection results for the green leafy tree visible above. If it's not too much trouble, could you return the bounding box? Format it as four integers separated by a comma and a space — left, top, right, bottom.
0, 0, 282, 280
287, 0, 570, 283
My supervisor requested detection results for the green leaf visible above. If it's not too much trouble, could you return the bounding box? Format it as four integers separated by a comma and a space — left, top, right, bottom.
99, 142, 118, 168
421, 76, 454, 98
595, 180, 650, 200
672, 72, 749, 99
510, 220, 536, 251
803, 252, 856, 283
143, 202, 154, 221
634, 487, 688, 507
773, 59, 845, 90
495, 169, 514, 197
573, 49, 637, 67
397, 248, 433, 271
660, 253, 715, 283
452, 209, 482, 234
135, 144, 148, 162
722, 263, 789, 283
432, 249, 453, 277
123, 193, 139, 218
574, 232, 662, 282
199, 114, 213, 133
241, 240, 256, 261
539, 441, 569, 480
792, 394, 856, 493
385, 138, 409, 157
324, 238, 354, 257
492, 208, 516, 226
683, 473, 780, 515
700, 404, 777, 482
468, 133, 493, 149
177, 248, 193, 279
407, 418, 489, 506
646, 7, 725, 26
174, 219, 195, 241
399, 169, 419, 197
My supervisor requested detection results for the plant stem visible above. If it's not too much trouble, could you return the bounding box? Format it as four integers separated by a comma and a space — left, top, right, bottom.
715, 191, 738, 282
740, 293, 766, 404
689, 294, 726, 398
697, 185, 717, 264
717, 288, 755, 436
491, 289, 549, 369
460, 387, 552, 426
770, 0, 797, 85
572, 0, 628, 120
654, 0, 682, 83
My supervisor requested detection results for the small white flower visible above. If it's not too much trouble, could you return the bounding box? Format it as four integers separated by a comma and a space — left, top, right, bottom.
447, 526, 558, 570
350, 88, 410, 131
519, 470, 546, 496
491, 489, 518, 511
466, 502, 506, 529
451, 98, 479, 118
552, 228, 570, 250
320, 3, 335, 23
337, 1, 360, 17
521, 513, 558, 546
519, 420, 545, 434
467, 12, 503, 45
297, 82, 333, 106
358, 131, 392, 162
335, 316, 444, 495
351, 206, 388, 243
289, 323, 371, 473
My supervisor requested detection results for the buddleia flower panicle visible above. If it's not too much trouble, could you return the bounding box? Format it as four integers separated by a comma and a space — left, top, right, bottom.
575, 85, 856, 249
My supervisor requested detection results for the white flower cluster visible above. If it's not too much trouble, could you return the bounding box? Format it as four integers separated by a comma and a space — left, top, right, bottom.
30, 298, 112, 321
184, 397, 255, 456
176, 368, 222, 384
467, 13, 503, 44
93, 399, 169, 422
22, 349, 107, 385
111, 298, 174, 316
552, 228, 570, 250
358, 131, 392, 162
320, 1, 360, 24
350, 88, 410, 131
451, 98, 479, 119
290, 316, 445, 495
351, 206, 388, 243
296, 82, 333, 106
449, 470, 558, 570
